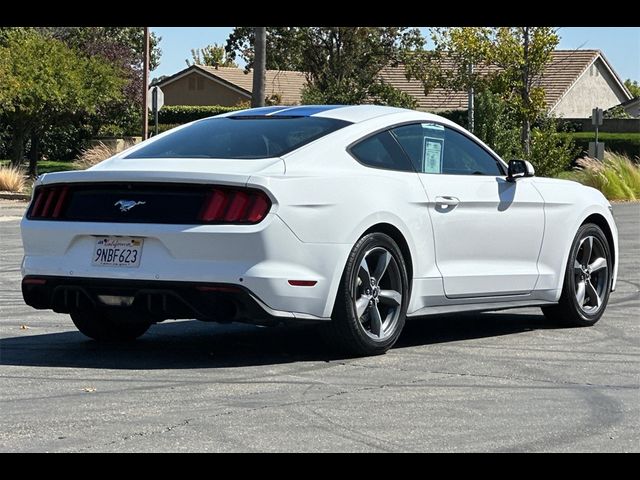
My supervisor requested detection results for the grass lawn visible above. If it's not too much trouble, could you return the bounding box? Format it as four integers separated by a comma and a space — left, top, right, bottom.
0, 160, 79, 174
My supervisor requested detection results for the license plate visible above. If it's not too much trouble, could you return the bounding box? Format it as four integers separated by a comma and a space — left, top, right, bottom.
92, 236, 144, 268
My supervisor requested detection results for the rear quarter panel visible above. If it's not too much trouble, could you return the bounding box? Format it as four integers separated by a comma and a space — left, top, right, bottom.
248, 119, 444, 314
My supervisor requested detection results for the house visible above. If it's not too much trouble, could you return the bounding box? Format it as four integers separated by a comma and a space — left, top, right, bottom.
156, 50, 632, 119
609, 97, 640, 118
154, 65, 307, 107
380, 50, 632, 118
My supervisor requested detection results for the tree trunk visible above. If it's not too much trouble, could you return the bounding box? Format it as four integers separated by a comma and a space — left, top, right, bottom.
252, 27, 266, 108
521, 117, 531, 157
28, 130, 40, 178
10, 127, 26, 168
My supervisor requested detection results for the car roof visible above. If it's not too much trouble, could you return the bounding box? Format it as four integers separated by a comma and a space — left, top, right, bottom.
219, 104, 447, 124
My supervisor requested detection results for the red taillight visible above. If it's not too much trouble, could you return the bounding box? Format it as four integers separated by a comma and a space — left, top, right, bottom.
246, 194, 270, 223
199, 190, 227, 222
30, 189, 46, 217
223, 191, 251, 222
198, 187, 271, 224
51, 186, 69, 218
29, 186, 70, 220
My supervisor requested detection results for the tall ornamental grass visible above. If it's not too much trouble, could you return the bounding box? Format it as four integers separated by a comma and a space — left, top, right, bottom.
563, 152, 640, 201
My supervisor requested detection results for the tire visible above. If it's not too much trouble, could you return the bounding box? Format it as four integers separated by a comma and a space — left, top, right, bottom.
323, 232, 409, 356
70, 309, 152, 341
541, 223, 612, 327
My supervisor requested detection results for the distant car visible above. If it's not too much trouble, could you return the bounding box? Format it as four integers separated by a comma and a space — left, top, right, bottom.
20, 105, 618, 356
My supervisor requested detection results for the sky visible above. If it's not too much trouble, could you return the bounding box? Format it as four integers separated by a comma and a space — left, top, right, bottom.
151, 27, 640, 83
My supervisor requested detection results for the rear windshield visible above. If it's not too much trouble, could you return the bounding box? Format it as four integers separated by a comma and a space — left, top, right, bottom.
126, 116, 351, 159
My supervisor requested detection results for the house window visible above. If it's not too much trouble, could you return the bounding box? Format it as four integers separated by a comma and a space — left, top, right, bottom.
197, 76, 204, 90
188, 77, 196, 91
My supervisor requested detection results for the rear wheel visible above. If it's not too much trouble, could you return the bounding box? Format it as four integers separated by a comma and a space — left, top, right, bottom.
541, 224, 612, 327
70, 309, 152, 341
324, 232, 409, 356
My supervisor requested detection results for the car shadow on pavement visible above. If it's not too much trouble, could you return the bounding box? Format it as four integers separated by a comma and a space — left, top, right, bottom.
0, 311, 561, 370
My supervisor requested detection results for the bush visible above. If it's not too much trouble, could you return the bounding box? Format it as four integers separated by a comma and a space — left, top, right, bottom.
435, 109, 468, 129
75, 140, 136, 169
0, 117, 10, 159
563, 152, 640, 201
0, 166, 26, 192
152, 124, 182, 135
472, 91, 578, 177
528, 117, 580, 178
157, 105, 241, 125
39, 122, 93, 161
562, 132, 640, 160
473, 92, 520, 160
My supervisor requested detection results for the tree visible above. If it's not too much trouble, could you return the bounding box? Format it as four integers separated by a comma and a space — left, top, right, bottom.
225, 27, 305, 72
186, 43, 237, 68
410, 27, 558, 155
491, 27, 559, 155
405, 27, 494, 95
40, 27, 162, 137
226, 27, 422, 107
40, 27, 161, 70
251, 28, 266, 108
624, 79, 640, 98
0, 30, 123, 172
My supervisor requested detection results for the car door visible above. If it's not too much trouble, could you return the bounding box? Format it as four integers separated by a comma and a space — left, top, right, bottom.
391, 123, 545, 298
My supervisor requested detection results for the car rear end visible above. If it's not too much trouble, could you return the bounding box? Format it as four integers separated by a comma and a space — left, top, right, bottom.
21, 169, 349, 324
20, 111, 357, 328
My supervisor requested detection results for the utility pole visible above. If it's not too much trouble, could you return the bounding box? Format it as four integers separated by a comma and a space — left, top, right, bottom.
252, 27, 266, 108
142, 26, 150, 139
468, 62, 474, 133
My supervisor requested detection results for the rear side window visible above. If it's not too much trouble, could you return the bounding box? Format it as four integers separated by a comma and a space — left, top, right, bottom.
392, 123, 503, 175
349, 131, 414, 172
126, 116, 351, 159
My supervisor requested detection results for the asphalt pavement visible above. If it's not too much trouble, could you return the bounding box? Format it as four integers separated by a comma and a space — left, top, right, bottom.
0, 199, 638, 452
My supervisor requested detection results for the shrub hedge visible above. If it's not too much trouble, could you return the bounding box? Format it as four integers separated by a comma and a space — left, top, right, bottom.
153, 124, 182, 135
563, 132, 640, 159
156, 105, 242, 125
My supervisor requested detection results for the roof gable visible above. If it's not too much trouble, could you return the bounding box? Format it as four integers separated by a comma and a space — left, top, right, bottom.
157, 65, 307, 105
380, 50, 632, 111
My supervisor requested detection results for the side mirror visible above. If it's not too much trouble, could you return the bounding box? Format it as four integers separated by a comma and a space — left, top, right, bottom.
507, 159, 535, 182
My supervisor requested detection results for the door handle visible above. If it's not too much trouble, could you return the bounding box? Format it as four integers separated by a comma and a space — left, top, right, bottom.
435, 196, 460, 208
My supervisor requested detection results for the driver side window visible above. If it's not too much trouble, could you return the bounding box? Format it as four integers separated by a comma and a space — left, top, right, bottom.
391, 123, 503, 176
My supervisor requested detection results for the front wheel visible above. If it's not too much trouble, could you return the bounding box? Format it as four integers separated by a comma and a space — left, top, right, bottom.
541, 223, 612, 327
71, 309, 152, 341
323, 232, 409, 356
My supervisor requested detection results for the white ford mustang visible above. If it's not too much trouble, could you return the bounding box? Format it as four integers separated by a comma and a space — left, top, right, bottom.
20, 105, 618, 355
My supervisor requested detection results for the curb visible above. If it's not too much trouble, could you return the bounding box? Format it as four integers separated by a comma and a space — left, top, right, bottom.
0, 192, 30, 201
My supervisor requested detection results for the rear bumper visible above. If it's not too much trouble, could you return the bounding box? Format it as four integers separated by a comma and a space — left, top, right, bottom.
21, 214, 351, 319
22, 276, 329, 323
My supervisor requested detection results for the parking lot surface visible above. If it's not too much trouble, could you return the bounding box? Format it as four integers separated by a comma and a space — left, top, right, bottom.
1, 199, 638, 452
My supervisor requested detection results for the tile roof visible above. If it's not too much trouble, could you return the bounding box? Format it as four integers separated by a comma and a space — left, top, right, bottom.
163, 50, 627, 113
379, 50, 603, 111
197, 66, 307, 105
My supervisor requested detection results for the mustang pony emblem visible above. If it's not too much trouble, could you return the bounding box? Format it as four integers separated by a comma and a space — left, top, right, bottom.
114, 200, 146, 212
